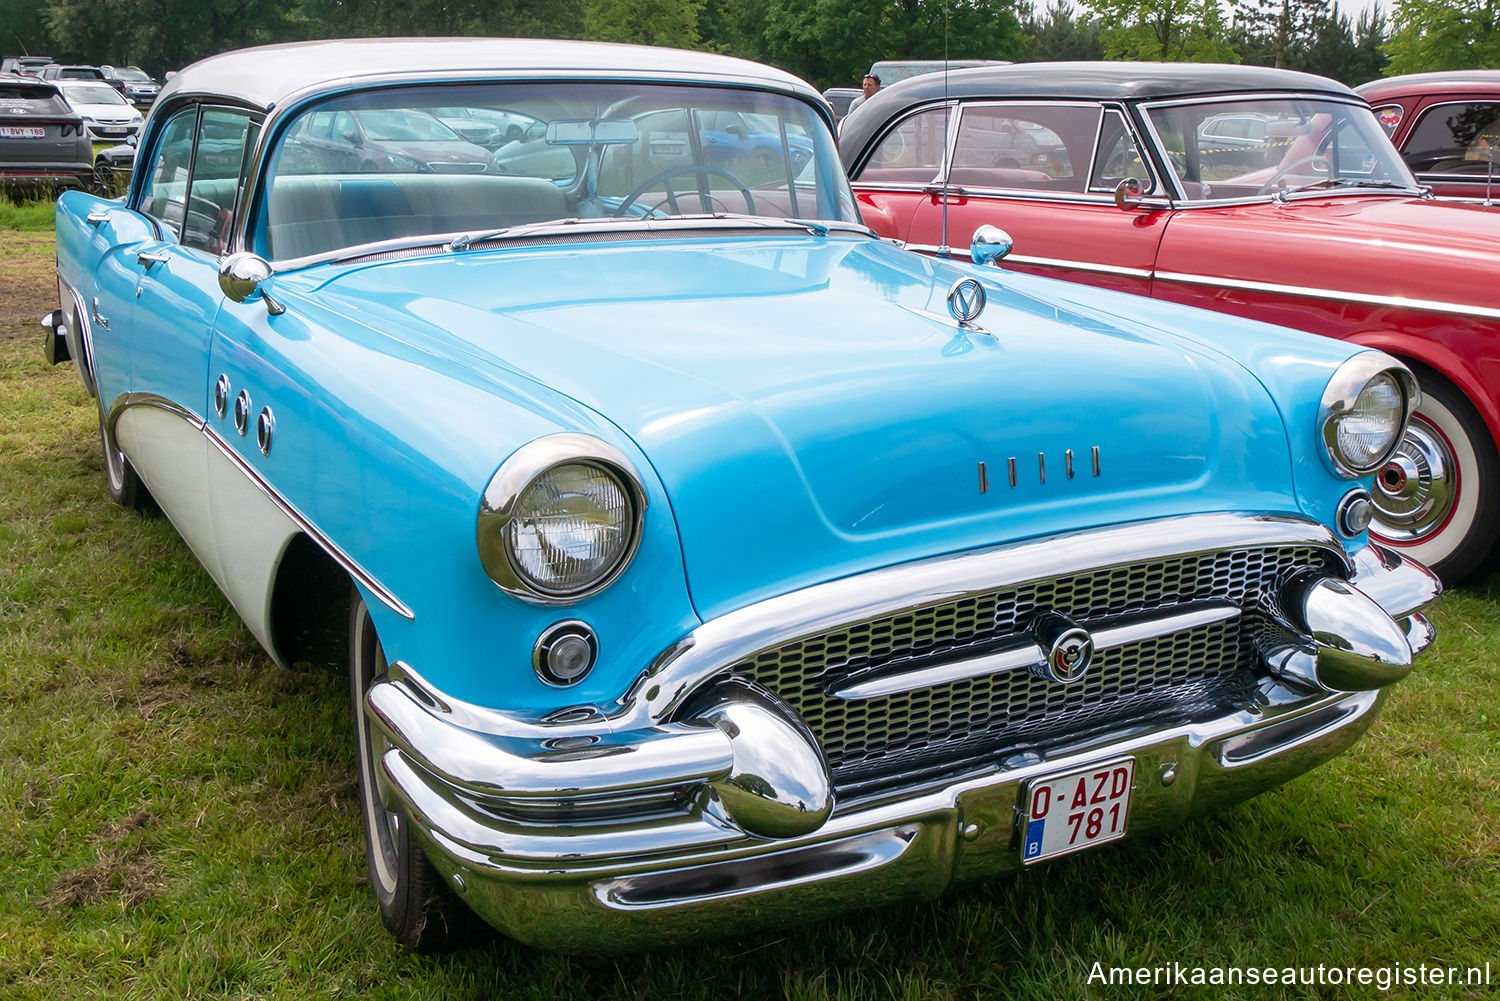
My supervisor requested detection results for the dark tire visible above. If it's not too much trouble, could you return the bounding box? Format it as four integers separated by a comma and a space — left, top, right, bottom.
98, 398, 156, 512
1371, 371, 1500, 585
350, 592, 474, 951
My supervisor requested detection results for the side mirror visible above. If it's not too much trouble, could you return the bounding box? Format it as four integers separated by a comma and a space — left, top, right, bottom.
219, 252, 285, 315
1114, 177, 1145, 210
970, 225, 1013, 266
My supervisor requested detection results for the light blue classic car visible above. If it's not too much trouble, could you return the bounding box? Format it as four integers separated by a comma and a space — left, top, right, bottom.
46, 39, 1440, 952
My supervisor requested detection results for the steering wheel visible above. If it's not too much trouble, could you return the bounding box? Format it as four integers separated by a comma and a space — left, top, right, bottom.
614, 164, 756, 218
1257, 154, 1333, 194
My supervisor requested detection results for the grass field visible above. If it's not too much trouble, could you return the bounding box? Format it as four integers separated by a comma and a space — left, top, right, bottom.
1, 225, 1497, 999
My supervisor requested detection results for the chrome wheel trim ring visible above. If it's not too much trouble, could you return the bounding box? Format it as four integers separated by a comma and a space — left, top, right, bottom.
1372, 416, 1458, 544
354, 604, 403, 897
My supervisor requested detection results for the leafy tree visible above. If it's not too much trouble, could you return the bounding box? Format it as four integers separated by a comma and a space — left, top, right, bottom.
1022, 1, 1106, 61
584, 0, 704, 48
1086, 0, 1239, 62
1232, 0, 1329, 67
1383, 0, 1500, 74
1348, 5, 1388, 83
699, 0, 771, 58
762, 0, 1026, 91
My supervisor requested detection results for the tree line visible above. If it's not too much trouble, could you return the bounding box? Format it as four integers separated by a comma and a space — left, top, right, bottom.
1, 0, 1493, 92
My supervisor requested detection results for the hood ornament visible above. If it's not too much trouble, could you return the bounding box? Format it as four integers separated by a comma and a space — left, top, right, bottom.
947, 278, 986, 325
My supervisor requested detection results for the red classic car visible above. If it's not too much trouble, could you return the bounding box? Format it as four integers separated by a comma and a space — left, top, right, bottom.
839, 61, 1500, 585
1356, 70, 1500, 203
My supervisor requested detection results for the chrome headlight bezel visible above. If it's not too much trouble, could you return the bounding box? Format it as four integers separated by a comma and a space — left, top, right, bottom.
1319, 355, 1419, 479
476, 433, 648, 604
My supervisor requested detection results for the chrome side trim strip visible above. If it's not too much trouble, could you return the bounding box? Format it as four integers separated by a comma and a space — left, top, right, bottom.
108, 393, 414, 619
831, 602, 1241, 699
1153, 270, 1500, 321
1004, 253, 1154, 279
201, 425, 415, 620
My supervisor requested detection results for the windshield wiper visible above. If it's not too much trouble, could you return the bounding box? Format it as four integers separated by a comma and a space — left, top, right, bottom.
447, 218, 584, 252
1275, 177, 1414, 202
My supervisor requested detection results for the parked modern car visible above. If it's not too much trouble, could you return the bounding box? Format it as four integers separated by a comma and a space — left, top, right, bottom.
38, 63, 106, 83
842, 61, 1500, 585
55, 79, 144, 141
0, 72, 91, 189
282, 105, 492, 174
90, 139, 135, 193
824, 86, 861, 122
1357, 70, 1500, 203
100, 64, 161, 109
0, 55, 55, 77
48, 38, 1438, 953
868, 58, 1009, 87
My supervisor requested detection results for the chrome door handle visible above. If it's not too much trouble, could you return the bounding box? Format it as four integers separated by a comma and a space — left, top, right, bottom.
86, 210, 109, 226
136, 250, 170, 267
90, 297, 110, 330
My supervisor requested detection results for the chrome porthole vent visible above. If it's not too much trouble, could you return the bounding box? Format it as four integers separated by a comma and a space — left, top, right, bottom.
256, 407, 275, 457
214, 374, 230, 418
233, 390, 251, 437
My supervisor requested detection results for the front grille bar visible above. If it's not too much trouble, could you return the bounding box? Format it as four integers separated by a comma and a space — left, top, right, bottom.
831, 601, 1241, 699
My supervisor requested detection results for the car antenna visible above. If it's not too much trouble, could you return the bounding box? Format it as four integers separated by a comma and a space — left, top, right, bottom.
937, 0, 953, 257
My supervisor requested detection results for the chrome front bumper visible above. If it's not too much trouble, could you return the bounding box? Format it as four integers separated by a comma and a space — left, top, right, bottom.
365, 531, 1439, 952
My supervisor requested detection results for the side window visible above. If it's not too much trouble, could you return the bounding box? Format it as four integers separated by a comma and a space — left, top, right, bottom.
950, 103, 1097, 192
1402, 102, 1500, 175
1089, 109, 1152, 193
854, 106, 949, 184
182, 108, 255, 254
138, 108, 198, 238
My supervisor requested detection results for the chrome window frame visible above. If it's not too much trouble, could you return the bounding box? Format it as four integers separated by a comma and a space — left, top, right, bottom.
847, 101, 954, 190
1134, 91, 1420, 209
946, 99, 1101, 196
1085, 104, 1164, 199
1397, 98, 1500, 181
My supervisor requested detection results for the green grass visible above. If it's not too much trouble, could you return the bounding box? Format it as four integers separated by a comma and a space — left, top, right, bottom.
0, 200, 58, 230
2, 235, 1497, 999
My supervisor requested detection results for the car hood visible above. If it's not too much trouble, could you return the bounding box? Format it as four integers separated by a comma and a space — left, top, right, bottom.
1157, 194, 1500, 310
305, 235, 1303, 620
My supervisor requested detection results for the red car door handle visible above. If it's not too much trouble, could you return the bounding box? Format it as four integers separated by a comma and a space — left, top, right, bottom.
926, 185, 968, 206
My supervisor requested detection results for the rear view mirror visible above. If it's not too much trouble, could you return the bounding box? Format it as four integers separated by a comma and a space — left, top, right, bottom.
1114, 177, 1144, 210
546, 119, 640, 146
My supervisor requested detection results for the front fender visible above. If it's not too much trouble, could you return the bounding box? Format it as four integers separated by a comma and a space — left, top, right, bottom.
204, 282, 701, 714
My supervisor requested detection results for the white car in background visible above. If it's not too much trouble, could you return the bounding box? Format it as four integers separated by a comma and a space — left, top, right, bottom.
55, 79, 144, 141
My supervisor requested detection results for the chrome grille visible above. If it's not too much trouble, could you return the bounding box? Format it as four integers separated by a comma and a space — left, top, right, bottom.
730, 545, 1340, 800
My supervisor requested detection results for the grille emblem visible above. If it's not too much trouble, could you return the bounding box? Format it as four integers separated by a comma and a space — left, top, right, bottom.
947, 278, 986, 324
1030, 611, 1095, 685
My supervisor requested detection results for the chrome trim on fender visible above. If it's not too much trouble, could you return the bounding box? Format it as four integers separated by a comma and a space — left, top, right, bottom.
1319, 354, 1419, 478
1153, 269, 1500, 322
200, 423, 414, 620
1005, 253, 1154, 279
104, 393, 416, 621
476, 432, 648, 605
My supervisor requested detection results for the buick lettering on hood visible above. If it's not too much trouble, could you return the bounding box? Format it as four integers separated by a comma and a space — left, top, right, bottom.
46, 39, 1439, 952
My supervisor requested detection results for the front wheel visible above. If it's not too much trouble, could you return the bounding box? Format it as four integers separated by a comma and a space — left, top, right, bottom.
98, 398, 155, 512
350, 592, 473, 950
1370, 373, 1499, 585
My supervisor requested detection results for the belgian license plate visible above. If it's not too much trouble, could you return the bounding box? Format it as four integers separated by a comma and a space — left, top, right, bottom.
1020, 758, 1134, 863
1, 126, 45, 139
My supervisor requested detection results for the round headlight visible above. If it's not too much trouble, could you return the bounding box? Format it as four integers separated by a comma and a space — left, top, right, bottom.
507, 462, 632, 594
1320, 357, 1418, 479
477, 435, 647, 603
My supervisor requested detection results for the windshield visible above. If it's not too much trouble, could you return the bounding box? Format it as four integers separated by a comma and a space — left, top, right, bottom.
1143, 97, 1417, 201
64, 82, 129, 105
261, 82, 854, 262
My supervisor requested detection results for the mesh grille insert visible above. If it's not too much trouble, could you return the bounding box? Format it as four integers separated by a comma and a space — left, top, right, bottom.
726, 545, 1338, 802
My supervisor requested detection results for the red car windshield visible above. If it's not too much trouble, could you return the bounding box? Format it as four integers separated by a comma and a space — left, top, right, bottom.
1143, 97, 1417, 201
